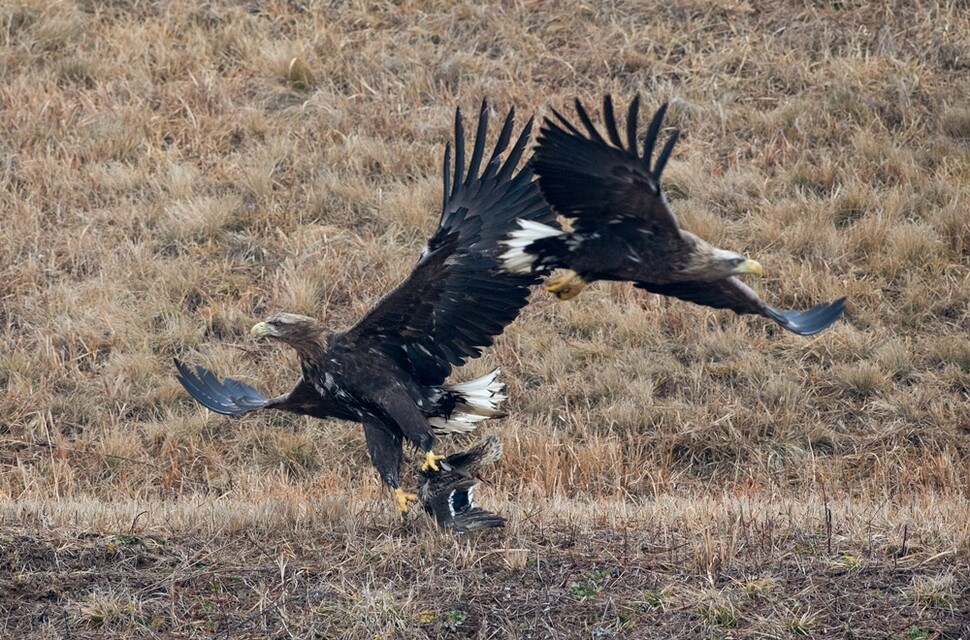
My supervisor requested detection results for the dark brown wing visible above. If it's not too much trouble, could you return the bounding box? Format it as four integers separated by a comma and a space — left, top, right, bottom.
174, 359, 358, 421
341, 101, 556, 386
635, 280, 847, 336
532, 95, 685, 244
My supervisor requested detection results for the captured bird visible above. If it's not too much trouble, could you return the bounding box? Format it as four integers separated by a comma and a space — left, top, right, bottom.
176, 100, 555, 516
418, 435, 506, 533
500, 95, 846, 336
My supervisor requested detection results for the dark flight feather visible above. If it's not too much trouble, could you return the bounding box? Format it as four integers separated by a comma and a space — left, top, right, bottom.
601, 95, 623, 149
625, 95, 640, 154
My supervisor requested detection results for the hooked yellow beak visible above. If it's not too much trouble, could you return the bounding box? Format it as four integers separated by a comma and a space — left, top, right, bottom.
250, 321, 273, 338
736, 259, 764, 277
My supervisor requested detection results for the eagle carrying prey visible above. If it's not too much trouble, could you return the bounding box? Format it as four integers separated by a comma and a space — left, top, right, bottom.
500, 95, 846, 336
176, 101, 555, 516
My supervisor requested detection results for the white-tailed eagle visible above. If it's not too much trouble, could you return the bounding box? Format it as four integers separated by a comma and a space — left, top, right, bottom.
501, 95, 845, 336
177, 101, 555, 516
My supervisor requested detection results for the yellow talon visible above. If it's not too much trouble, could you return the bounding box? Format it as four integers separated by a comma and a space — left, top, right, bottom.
421, 450, 446, 472
544, 271, 587, 301
394, 487, 418, 514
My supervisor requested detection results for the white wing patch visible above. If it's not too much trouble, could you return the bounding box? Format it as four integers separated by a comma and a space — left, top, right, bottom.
499, 219, 564, 273
448, 485, 476, 517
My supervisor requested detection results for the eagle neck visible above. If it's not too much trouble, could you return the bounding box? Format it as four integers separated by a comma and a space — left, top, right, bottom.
291, 333, 329, 365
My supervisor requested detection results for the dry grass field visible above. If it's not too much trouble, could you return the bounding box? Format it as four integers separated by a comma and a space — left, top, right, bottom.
2, 0, 970, 637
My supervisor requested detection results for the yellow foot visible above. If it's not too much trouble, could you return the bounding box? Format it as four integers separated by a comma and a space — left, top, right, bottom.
394, 487, 418, 514
420, 450, 446, 472
544, 271, 587, 301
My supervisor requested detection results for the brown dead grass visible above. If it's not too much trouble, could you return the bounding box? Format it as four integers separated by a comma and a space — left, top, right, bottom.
2, 0, 970, 637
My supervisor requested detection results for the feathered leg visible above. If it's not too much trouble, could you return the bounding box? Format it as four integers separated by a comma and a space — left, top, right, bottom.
361, 419, 415, 516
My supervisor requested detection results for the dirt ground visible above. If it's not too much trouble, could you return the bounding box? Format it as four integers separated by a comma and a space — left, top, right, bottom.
3, 517, 968, 638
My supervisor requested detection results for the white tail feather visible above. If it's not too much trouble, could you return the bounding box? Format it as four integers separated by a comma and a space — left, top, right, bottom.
443, 369, 506, 409
429, 369, 507, 435
499, 219, 563, 273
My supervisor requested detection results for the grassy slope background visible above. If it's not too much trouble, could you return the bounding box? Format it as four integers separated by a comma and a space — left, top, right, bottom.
2, 0, 969, 637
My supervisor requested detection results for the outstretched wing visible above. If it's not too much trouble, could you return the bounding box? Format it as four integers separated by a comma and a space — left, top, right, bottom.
342, 101, 556, 386
635, 281, 848, 336
436, 433, 503, 472
532, 95, 685, 243
174, 359, 358, 420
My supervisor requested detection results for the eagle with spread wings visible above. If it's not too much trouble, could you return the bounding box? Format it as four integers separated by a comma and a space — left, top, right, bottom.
501, 95, 845, 336
176, 101, 554, 516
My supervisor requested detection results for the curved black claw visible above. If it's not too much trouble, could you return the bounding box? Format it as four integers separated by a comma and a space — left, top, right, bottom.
767, 296, 847, 336
174, 358, 269, 416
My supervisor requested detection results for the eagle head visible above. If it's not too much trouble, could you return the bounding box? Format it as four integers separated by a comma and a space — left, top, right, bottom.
712, 247, 764, 279
682, 238, 764, 281
251, 313, 326, 358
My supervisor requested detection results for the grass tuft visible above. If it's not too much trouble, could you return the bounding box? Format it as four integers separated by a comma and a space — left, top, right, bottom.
835, 362, 887, 399
941, 107, 970, 140
906, 573, 956, 609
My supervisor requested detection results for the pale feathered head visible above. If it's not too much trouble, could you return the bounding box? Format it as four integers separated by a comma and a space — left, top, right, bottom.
251, 312, 326, 360
679, 236, 764, 282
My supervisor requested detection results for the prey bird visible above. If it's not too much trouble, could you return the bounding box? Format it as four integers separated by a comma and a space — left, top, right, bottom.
500, 95, 845, 336
176, 100, 555, 516
418, 435, 506, 533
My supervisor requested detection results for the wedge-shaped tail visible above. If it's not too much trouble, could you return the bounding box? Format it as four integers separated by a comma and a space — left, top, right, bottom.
175, 358, 270, 415
764, 297, 847, 336
427, 369, 507, 434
